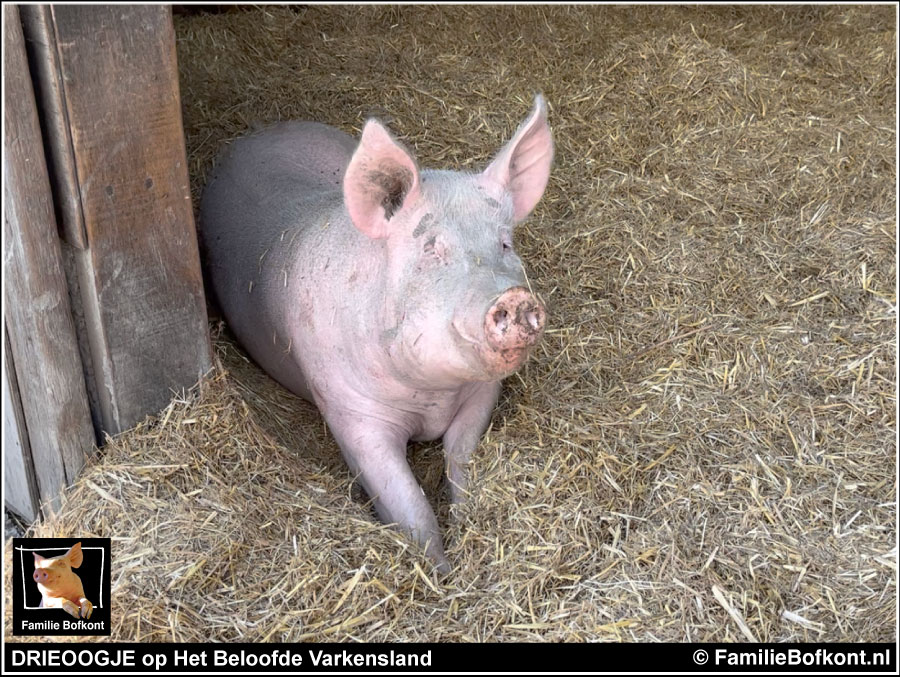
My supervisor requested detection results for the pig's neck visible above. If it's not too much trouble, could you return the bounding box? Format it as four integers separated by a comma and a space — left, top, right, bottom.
326, 313, 482, 442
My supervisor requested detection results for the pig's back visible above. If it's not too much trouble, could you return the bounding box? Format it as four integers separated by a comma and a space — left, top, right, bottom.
199, 121, 357, 396
231, 120, 358, 193
200, 121, 356, 244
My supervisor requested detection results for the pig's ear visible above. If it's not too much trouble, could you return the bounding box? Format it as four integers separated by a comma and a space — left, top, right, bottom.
344, 119, 421, 239
480, 94, 554, 223
65, 542, 83, 568
33, 552, 44, 567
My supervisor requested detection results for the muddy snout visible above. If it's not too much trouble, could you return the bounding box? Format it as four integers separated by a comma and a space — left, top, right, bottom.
484, 286, 546, 354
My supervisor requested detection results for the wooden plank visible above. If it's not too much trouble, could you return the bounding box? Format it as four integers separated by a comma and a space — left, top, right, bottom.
19, 4, 88, 249
3, 4, 96, 511
43, 5, 212, 433
58, 240, 105, 441
3, 329, 39, 523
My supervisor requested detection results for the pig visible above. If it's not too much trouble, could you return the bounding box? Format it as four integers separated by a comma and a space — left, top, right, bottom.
200, 95, 553, 572
32, 542, 93, 619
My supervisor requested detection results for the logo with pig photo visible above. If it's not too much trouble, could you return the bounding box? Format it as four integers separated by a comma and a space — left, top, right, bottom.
12, 538, 110, 636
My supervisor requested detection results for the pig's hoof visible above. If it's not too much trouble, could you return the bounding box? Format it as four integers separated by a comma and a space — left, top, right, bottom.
80, 598, 93, 619
62, 600, 81, 619
430, 554, 451, 576
448, 483, 470, 506
424, 539, 451, 575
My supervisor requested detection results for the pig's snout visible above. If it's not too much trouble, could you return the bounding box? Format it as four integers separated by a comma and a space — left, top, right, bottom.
33, 569, 49, 584
484, 286, 546, 354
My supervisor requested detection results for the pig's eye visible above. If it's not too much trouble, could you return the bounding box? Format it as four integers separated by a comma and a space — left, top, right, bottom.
423, 235, 449, 263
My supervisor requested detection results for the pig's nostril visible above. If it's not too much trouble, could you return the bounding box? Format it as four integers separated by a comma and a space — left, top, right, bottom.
524, 309, 540, 330
493, 309, 509, 333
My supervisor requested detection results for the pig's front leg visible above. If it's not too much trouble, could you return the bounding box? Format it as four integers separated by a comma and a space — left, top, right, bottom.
325, 409, 449, 573
443, 381, 502, 504
60, 599, 81, 619
79, 597, 93, 619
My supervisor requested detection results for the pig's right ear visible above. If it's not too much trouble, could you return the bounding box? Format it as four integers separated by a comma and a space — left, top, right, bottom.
344, 120, 421, 239
33, 552, 44, 567
65, 542, 84, 568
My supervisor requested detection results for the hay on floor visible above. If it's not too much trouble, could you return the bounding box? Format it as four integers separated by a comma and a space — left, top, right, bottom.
5, 5, 895, 642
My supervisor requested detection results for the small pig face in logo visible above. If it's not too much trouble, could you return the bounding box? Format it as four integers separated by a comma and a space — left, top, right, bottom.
32, 542, 93, 620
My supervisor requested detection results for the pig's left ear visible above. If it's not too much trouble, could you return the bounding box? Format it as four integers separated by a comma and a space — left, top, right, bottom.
344, 119, 421, 239
480, 94, 554, 223
33, 552, 45, 567
65, 542, 84, 569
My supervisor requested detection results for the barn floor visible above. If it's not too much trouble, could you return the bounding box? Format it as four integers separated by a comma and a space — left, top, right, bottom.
5, 5, 895, 642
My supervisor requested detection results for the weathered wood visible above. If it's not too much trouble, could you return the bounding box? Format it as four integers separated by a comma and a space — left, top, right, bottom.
3, 329, 39, 523
59, 240, 104, 441
19, 4, 87, 250
3, 4, 96, 513
36, 5, 212, 433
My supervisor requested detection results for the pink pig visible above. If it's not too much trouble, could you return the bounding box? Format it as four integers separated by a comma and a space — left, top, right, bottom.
200, 96, 553, 571
32, 542, 93, 619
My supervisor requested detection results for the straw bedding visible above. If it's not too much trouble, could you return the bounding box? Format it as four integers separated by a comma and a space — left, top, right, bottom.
5, 5, 895, 642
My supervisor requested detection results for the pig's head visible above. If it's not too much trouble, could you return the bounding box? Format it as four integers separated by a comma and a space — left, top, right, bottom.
343, 95, 553, 386
33, 542, 83, 589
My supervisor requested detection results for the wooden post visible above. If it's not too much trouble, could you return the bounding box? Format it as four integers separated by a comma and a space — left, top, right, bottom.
20, 5, 212, 435
3, 4, 96, 516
